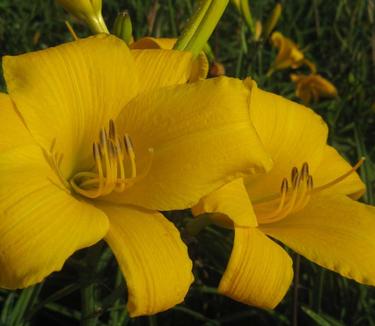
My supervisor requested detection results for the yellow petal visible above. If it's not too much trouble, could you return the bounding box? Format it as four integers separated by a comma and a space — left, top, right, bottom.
192, 178, 257, 227
3, 35, 138, 178
245, 80, 328, 197
130, 37, 176, 50
101, 204, 193, 317
0, 93, 33, 151
260, 193, 375, 285
131, 49, 194, 93
108, 77, 272, 211
0, 145, 108, 289
314, 145, 365, 199
131, 37, 208, 86
219, 227, 293, 308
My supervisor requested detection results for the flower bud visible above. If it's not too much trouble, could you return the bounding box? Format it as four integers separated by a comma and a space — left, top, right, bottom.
263, 3, 282, 39
113, 11, 133, 44
56, 0, 108, 34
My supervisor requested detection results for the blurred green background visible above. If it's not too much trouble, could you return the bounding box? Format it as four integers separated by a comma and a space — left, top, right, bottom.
0, 0, 375, 325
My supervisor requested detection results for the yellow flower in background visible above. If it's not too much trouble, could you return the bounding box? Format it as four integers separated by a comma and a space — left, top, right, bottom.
130, 36, 209, 81
56, 0, 108, 33
194, 79, 375, 309
291, 73, 338, 104
0, 35, 272, 316
269, 31, 304, 73
130, 36, 177, 50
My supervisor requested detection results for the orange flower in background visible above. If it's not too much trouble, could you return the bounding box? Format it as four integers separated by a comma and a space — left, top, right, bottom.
269, 31, 304, 73
291, 73, 338, 104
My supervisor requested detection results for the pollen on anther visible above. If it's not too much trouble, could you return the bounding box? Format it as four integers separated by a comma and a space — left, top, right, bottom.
281, 178, 289, 193
301, 162, 309, 178
109, 119, 116, 139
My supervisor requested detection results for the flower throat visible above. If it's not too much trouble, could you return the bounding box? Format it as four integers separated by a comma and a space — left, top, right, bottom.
70, 120, 139, 199
254, 158, 365, 224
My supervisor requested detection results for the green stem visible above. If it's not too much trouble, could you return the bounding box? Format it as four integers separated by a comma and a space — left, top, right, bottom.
292, 254, 301, 326
81, 282, 98, 326
184, 0, 229, 56
9, 285, 42, 326
174, 0, 213, 51
80, 243, 105, 326
86, 14, 109, 34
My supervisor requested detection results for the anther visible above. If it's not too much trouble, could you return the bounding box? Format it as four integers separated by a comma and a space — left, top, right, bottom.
291, 166, 298, 183
281, 178, 288, 193
109, 119, 116, 139
301, 162, 309, 179
124, 134, 135, 158
307, 175, 313, 189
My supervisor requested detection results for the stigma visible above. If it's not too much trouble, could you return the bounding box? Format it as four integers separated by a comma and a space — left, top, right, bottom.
256, 158, 365, 224
70, 120, 140, 199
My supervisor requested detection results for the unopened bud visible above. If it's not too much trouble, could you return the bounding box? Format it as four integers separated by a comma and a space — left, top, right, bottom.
113, 11, 133, 44
263, 3, 282, 39
254, 20, 262, 41
56, 0, 108, 34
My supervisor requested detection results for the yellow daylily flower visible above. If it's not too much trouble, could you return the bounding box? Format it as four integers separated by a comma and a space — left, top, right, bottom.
130, 36, 209, 81
194, 79, 375, 310
269, 31, 304, 73
0, 35, 272, 316
291, 73, 338, 104
56, 0, 108, 33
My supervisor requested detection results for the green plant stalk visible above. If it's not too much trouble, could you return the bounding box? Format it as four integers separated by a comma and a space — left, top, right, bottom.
80, 243, 105, 326
240, 0, 255, 35
174, 0, 213, 51
86, 14, 109, 34
184, 0, 229, 57
9, 285, 41, 326
81, 282, 97, 326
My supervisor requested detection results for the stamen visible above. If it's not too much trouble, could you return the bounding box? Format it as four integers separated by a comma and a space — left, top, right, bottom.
256, 157, 365, 224
259, 178, 288, 220
109, 119, 116, 139
291, 167, 298, 184
69, 120, 148, 199
301, 162, 309, 179
257, 163, 313, 224
291, 167, 299, 189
